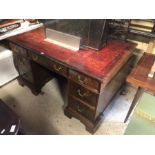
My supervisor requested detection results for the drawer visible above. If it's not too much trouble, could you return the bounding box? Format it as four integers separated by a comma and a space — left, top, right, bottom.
13, 54, 34, 83
69, 81, 99, 107
69, 70, 100, 92
30, 51, 51, 69
30, 51, 68, 77
49, 61, 68, 77
10, 42, 28, 57
68, 96, 95, 121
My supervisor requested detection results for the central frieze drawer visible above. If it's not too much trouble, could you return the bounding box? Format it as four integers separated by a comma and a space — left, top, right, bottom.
30, 51, 51, 69
69, 70, 100, 92
69, 81, 99, 107
30, 51, 68, 77
49, 61, 68, 77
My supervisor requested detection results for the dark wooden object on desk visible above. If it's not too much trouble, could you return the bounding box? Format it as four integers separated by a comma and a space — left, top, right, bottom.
7, 28, 136, 133
124, 53, 155, 122
0, 99, 20, 135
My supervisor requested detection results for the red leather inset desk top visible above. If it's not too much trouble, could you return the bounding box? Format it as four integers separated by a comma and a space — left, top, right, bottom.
9, 28, 136, 81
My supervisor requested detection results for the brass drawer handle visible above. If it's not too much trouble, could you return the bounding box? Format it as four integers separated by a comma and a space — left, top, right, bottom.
77, 104, 84, 113
77, 89, 89, 97
32, 55, 38, 61
53, 64, 62, 71
13, 47, 19, 53
77, 75, 88, 84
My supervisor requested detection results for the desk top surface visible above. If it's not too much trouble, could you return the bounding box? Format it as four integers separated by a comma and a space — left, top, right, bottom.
8, 28, 136, 81
127, 53, 155, 93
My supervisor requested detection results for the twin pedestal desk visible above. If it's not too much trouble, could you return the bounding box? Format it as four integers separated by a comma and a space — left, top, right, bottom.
7, 28, 136, 133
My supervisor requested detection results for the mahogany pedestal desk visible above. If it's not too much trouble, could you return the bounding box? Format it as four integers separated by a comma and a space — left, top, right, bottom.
124, 53, 155, 123
7, 28, 136, 133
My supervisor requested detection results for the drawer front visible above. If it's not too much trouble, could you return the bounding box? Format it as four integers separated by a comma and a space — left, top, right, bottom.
68, 96, 95, 121
49, 61, 68, 77
13, 54, 34, 83
10, 42, 28, 57
30, 51, 51, 69
69, 70, 100, 92
30, 51, 68, 77
69, 81, 99, 107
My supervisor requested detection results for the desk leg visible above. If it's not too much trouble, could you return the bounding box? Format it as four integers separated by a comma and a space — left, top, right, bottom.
124, 87, 144, 123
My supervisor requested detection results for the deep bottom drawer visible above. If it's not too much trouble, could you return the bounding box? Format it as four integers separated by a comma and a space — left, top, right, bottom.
68, 96, 95, 121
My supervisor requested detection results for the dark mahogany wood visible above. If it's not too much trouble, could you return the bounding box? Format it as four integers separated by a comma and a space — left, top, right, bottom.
125, 53, 155, 122
68, 96, 95, 121
13, 52, 53, 95
10, 42, 28, 57
30, 50, 68, 77
7, 28, 136, 133
69, 70, 100, 93
69, 81, 99, 108
65, 56, 136, 133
